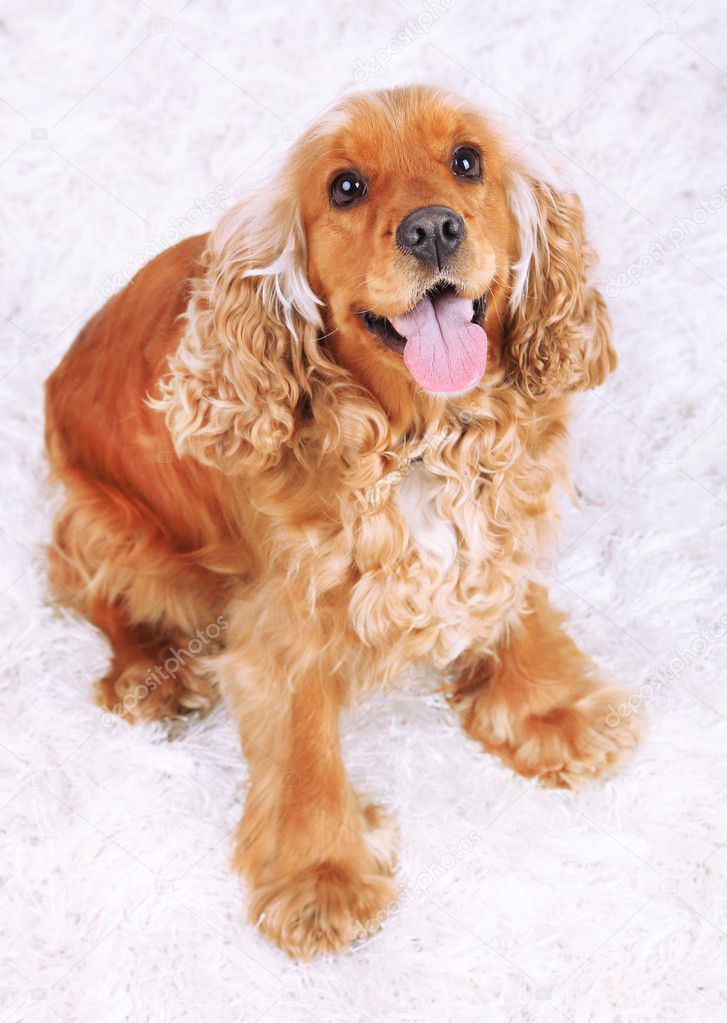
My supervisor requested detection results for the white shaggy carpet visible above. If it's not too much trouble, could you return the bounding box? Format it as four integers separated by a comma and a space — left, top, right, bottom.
2, 1, 726, 1020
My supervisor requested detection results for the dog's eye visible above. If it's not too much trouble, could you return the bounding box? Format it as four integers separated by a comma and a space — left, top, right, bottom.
330, 171, 368, 208
451, 146, 482, 180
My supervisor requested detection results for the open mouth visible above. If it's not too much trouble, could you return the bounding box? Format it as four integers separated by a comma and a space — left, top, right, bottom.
359, 283, 488, 356
358, 282, 490, 394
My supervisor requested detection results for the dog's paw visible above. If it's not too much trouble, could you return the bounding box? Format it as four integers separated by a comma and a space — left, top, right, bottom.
249, 860, 397, 960
471, 686, 643, 789
96, 656, 218, 723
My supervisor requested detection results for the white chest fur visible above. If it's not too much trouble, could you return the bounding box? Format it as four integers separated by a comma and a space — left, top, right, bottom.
395, 461, 458, 568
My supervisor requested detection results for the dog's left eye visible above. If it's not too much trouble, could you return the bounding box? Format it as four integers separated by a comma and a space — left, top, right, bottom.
330, 171, 368, 207
451, 146, 483, 180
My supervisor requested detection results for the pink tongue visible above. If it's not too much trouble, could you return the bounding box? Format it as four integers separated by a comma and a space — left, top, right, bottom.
391, 291, 488, 393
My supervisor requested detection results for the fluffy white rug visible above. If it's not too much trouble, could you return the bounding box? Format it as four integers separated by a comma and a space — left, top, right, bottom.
2, 1, 726, 1020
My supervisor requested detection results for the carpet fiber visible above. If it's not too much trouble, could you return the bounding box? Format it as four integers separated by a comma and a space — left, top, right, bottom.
1, 1, 726, 1020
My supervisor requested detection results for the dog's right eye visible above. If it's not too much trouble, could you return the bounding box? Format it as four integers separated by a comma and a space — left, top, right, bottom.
330, 171, 368, 208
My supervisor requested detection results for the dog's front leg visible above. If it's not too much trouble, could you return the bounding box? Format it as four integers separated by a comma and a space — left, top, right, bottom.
451, 584, 643, 788
221, 612, 397, 960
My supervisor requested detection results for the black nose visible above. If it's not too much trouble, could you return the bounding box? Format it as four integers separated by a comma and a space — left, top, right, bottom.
396, 205, 465, 266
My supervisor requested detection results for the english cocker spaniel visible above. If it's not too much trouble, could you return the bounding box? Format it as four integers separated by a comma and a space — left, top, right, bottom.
45, 85, 641, 960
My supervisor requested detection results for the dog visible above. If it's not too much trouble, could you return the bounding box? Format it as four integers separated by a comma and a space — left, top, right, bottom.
45, 84, 641, 960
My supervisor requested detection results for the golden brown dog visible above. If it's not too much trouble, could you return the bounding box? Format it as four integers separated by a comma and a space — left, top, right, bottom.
45, 84, 641, 960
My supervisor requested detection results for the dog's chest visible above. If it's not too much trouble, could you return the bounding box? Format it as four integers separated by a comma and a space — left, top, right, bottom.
348, 457, 508, 664
395, 460, 458, 567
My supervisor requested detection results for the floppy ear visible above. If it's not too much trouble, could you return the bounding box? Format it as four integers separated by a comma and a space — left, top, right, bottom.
504, 160, 616, 398
153, 187, 323, 474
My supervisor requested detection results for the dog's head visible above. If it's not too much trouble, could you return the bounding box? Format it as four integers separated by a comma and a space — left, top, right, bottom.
166, 85, 615, 470
295, 88, 513, 408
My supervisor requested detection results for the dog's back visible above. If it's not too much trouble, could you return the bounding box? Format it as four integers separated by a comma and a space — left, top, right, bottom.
44, 234, 245, 719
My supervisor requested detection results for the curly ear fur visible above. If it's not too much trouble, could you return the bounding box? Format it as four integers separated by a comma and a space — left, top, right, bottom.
153, 189, 324, 474
504, 158, 616, 398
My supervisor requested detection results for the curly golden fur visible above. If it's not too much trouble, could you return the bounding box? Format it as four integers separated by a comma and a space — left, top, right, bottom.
45, 85, 639, 960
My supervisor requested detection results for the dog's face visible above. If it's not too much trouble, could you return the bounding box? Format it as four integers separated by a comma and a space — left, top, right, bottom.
293, 89, 517, 415
198, 86, 614, 469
